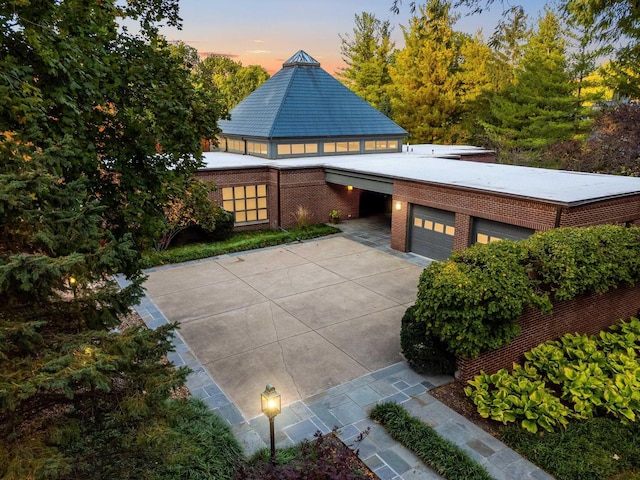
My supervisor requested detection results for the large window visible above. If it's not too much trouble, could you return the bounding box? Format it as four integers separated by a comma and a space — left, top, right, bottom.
324, 141, 360, 154
222, 185, 268, 223
227, 138, 244, 153
277, 143, 318, 156
247, 141, 267, 156
365, 139, 399, 151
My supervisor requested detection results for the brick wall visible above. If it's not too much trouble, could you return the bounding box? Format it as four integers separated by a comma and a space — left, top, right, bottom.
561, 196, 640, 227
196, 166, 360, 230
393, 180, 559, 251
456, 284, 640, 382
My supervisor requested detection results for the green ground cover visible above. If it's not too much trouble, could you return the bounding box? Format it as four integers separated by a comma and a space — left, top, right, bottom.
142, 224, 340, 267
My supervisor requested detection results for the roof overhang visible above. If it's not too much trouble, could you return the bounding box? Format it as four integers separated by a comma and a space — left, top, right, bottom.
325, 168, 393, 194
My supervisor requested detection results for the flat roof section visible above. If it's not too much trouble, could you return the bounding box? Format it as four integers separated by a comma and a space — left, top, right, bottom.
200, 144, 640, 206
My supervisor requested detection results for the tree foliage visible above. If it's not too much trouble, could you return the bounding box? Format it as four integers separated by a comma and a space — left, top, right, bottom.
551, 103, 640, 176
0, 0, 226, 477
390, 0, 491, 143
480, 9, 581, 154
192, 55, 270, 116
339, 12, 395, 116
155, 179, 221, 252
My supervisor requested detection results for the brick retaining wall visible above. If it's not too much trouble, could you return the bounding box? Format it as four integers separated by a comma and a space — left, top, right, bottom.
456, 283, 640, 382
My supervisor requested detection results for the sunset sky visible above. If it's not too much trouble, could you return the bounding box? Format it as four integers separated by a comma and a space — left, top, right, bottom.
159, 0, 549, 75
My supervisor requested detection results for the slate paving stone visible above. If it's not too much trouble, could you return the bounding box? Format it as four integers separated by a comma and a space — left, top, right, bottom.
347, 384, 383, 407
235, 429, 266, 455
203, 383, 223, 396
373, 464, 397, 480
402, 467, 443, 480
383, 391, 410, 404
309, 416, 332, 434
185, 367, 215, 390
203, 393, 230, 409
466, 438, 497, 458
166, 352, 184, 367
362, 454, 385, 471
189, 387, 208, 399
489, 447, 525, 470
307, 402, 343, 429
393, 380, 410, 390
216, 403, 244, 426
402, 383, 427, 396
349, 373, 375, 388
378, 448, 411, 475
288, 400, 314, 421
366, 426, 400, 452
414, 399, 458, 427
336, 423, 360, 440
284, 418, 321, 444
435, 419, 478, 445
369, 378, 400, 397
329, 400, 368, 425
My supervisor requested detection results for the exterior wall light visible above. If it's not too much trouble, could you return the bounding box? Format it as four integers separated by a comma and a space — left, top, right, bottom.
395, 201, 402, 211
347, 185, 353, 191
261, 384, 281, 464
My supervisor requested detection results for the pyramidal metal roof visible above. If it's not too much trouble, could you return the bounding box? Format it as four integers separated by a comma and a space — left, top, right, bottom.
218, 50, 407, 139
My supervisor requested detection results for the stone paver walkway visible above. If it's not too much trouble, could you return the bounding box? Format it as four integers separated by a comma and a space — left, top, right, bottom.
117, 220, 554, 480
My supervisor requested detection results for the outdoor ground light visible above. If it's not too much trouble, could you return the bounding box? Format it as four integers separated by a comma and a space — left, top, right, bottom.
261, 384, 281, 464
68, 276, 77, 298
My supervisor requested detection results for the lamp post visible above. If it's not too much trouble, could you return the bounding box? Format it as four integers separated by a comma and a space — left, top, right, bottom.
260, 384, 281, 465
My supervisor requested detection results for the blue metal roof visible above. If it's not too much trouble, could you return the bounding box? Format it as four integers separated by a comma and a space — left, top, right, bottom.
219, 50, 407, 139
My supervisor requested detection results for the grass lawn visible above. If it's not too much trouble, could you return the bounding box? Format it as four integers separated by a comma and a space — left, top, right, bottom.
142, 223, 340, 268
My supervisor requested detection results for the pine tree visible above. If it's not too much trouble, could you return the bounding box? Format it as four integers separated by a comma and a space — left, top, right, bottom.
481, 9, 581, 153
339, 12, 395, 115
0, 1, 226, 477
390, 0, 491, 143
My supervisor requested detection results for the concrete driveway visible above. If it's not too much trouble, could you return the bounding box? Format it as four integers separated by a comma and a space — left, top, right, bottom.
143, 236, 424, 419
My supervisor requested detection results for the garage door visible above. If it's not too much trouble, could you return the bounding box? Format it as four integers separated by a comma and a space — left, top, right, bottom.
472, 218, 534, 245
409, 205, 455, 261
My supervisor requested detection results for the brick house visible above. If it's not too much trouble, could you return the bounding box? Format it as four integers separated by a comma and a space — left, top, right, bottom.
197, 50, 640, 261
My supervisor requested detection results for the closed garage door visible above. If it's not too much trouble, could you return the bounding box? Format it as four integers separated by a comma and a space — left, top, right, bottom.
410, 205, 455, 261
472, 218, 534, 245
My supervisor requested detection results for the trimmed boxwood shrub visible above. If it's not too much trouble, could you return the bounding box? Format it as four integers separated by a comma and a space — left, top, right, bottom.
409, 225, 640, 359
400, 305, 456, 375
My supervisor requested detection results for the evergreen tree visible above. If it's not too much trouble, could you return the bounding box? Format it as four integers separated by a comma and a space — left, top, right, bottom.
0, 0, 229, 477
339, 12, 395, 115
390, 0, 490, 143
480, 9, 581, 153
487, 6, 531, 89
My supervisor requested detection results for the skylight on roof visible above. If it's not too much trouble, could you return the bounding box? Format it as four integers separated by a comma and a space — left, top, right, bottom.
283, 50, 320, 67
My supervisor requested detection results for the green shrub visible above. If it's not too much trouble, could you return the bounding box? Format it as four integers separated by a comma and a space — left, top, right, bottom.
411, 225, 640, 359
209, 208, 234, 241
400, 305, 456, 375
465, 366, 571, 433
465, 318, 640, 432
370, 402, 494, 480
415, 239, 550, 358
49, 398, 243, 480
